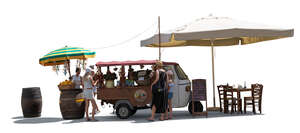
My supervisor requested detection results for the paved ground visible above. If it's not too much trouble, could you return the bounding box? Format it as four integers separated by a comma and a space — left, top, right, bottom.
12, 108, 260, 124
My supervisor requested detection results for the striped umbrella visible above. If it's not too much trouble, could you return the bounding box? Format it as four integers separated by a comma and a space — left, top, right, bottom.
39, 46, 96, 77
39, 46, 96, 66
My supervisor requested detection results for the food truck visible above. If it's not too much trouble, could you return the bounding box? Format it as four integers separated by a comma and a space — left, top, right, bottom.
96, 60, 203, 119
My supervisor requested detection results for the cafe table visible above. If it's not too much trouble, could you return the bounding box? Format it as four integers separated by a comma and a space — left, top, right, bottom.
224, 88, 252, 113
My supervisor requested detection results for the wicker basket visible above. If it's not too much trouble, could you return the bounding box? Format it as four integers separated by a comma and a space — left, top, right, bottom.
58, 83, 75, 90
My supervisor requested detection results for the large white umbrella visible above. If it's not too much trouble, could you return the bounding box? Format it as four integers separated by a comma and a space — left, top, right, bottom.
141, 16, 294, 109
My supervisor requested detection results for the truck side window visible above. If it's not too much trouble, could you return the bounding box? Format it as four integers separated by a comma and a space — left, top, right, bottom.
174, 65, 188, 80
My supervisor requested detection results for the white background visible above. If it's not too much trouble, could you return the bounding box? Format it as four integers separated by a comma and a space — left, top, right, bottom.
0, 0, 299, 132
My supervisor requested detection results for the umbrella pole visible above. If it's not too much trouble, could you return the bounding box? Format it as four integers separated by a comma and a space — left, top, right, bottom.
158, 16, 161, 61
67, 59, 71, 78
208, 40, 220, 111
210, 40, 216, 108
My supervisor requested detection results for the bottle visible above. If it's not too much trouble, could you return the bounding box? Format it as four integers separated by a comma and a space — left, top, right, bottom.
244, 81, 246, 89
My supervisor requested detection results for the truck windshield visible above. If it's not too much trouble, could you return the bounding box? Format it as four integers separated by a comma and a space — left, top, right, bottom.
174, 64, 188, 80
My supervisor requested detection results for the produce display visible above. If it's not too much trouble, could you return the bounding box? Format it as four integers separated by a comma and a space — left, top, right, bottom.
58, 80, 75, 90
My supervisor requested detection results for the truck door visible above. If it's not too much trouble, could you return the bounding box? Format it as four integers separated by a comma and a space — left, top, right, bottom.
173, 64, 190, 108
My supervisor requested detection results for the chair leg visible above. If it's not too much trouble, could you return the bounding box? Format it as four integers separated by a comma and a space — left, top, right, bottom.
220, 102, 223, 112
231, 104, 234, 114
224, 100, 228, 113
233, 101, 237, 112
234, 103, 237, 112
234, 105, 236, 112
259, 101, 262, 114
252, 102, 256, 114
244, 100, 246, 114
239, 99, 242, 113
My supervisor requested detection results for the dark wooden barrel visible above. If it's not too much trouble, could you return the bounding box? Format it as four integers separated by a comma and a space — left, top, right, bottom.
59, 89, 85, 119
21, 87, 42, 118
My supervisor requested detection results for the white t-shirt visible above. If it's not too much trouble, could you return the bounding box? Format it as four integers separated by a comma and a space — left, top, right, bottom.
83, 76, 93, 89
72, 75, 81, 89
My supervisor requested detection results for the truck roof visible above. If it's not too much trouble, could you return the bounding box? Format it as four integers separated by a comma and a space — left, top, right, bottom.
96, 60, 178, 67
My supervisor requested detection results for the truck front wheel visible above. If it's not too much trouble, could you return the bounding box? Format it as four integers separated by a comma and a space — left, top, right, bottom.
188, 101, 203, 114
116, 103, 132, 119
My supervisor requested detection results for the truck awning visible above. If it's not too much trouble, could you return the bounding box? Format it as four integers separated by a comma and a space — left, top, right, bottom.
96, 60, 177, 67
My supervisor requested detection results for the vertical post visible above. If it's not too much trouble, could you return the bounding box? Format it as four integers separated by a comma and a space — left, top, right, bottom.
158, 16, 161, 61
206, 100, 208, 118
210, 40, 216, 108
120, 65, 125, 87
67, 59, 71, 78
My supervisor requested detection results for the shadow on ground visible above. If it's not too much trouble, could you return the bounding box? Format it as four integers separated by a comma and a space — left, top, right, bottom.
13, 110, 263, 124
12, 116, 63, 124
63, 109, 262, 124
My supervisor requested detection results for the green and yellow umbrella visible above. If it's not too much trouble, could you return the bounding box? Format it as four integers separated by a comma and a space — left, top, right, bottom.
39, 46, 96, 77
39, 46, 95, 66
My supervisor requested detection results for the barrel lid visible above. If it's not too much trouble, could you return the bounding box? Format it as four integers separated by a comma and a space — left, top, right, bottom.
23, 87, 40, 89
22, 87, 41, 91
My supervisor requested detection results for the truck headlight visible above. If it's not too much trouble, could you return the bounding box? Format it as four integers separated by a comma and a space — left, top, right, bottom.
185, 86, 191, 92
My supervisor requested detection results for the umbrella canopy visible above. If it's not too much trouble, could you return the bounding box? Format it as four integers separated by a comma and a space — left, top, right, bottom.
141, 16, 293, 47
39, 46, 96, 66
140, 16, 294, 109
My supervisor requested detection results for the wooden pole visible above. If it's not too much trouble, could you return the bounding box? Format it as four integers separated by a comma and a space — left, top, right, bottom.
158, 16, 161, 61
120, 65, 125, 87
67, 59, 71, 78
210, 40, 216, 108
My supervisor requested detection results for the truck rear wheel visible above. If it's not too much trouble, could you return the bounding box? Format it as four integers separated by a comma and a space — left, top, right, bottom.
188, 101, 203, 114
116, 103, 132, 119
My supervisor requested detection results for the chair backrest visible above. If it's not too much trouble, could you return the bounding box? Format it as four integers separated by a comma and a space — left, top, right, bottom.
251, 84, 263, 99
217, 85, 226, 100
217, 85, 233, 100
224, 85, 234, 100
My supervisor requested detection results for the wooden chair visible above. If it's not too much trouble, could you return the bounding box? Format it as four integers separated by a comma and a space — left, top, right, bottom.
217, 85, 239, 113
217, 85, 225, 112
243, 84, 263, 114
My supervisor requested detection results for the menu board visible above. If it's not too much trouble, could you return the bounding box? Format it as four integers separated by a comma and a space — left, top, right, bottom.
192, 79, 207, 101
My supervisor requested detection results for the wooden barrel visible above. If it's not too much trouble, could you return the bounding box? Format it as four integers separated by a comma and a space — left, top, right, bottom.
21, 87, 42, 118
59, 89, 85, 119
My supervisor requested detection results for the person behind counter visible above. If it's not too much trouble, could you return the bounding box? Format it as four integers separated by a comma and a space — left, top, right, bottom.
147, 61, 168, 121
127, 65, 135, 86
104, 68, 117, 88
70, 67, 83, 89
83, 68, 99, 121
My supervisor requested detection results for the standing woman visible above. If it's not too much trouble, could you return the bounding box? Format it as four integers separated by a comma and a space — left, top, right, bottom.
91, 70, 100, 114
148, 61, 168, 121
82, 68, 98, 121
165, 68, 174, 119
